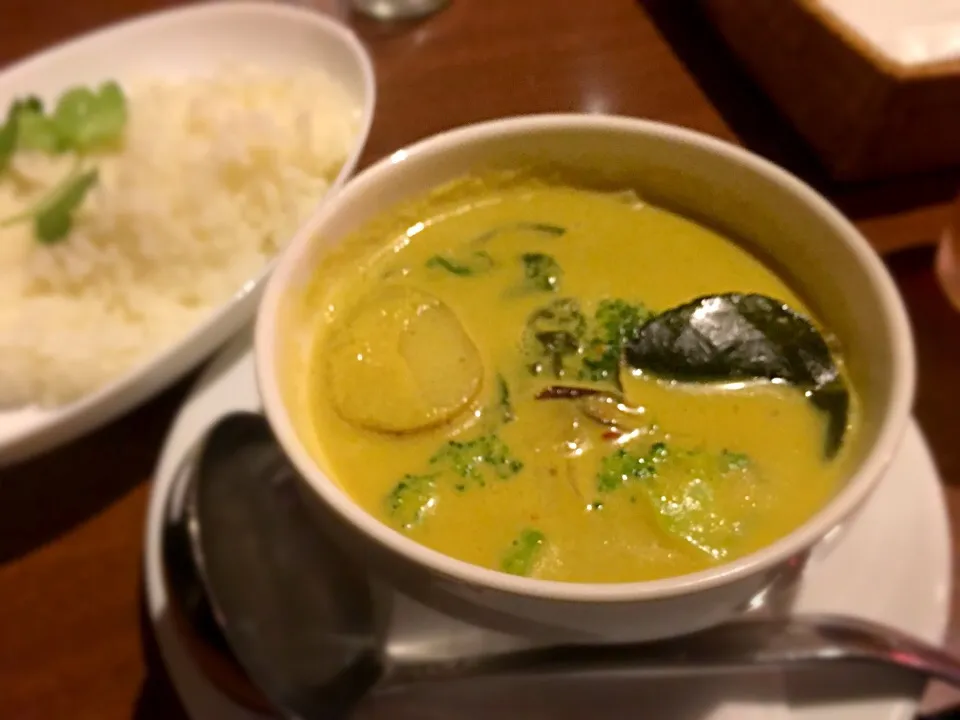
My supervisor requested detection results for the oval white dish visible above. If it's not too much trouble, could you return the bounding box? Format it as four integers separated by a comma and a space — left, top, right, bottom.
0, 1, 375, 466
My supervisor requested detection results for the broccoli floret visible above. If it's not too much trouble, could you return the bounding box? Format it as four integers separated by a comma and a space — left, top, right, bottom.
581, 299, 653, 385
385, 473, 439, 530
720, 449, 750, 471
501, 528, 546, 576
650, 441, 669, 461
597, 442, 752, 495
595, 298, 653, 338
520, 252, 563, 292
429, 433, 524, 487
386, 434, 524, 530
596, 446, 657, 492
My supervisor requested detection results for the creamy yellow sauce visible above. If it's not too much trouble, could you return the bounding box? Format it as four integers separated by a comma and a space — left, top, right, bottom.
294, 176, 859, 583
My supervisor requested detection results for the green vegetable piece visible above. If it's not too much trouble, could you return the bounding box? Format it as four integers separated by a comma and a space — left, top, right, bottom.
523, 297, 586, 378
496, 373, 515, 423
426, 250, 495, 277
624, 293, 849, 458
720, 449, 750, 471
53, 81, 127, 151
385, 473, 439, 530
471, 222, 565, 245
17, 96, 43, 114
429, 433, 523, 487
520, 252, 563, 292
580, 299, 653, 387
501, 529, 546, 576
425, 223, 564, 279
641, 448, 757, 560
595, 445, 756, 559
595, 298, 654, 339
0, 97, 43, 171
0, 83, 123, 243
597, 446, 656, 492
16, 109, 61, 152
34, 168, 98, 244
645, 472, 731, 560
0, 116, 17, 173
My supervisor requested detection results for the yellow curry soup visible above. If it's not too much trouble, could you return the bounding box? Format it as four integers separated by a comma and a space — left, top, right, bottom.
292, 174, 860, 584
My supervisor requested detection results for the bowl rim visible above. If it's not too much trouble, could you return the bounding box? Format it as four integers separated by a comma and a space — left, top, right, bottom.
255, 113, 916, 603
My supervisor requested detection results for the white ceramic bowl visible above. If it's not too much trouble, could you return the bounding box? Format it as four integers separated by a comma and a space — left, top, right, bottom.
0, 1, 374, 466
255, 114, 915, 642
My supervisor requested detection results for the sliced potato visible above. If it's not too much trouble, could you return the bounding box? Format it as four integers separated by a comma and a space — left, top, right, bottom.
324, 286, 483, 433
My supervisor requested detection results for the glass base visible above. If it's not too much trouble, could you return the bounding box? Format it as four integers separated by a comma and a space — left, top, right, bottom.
350, 0, 449, 20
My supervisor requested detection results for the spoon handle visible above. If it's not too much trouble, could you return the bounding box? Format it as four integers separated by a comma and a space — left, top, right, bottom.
388, 615, 960, 688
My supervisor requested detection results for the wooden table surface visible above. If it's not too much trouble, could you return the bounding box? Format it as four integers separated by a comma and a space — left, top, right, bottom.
2, 1, 960, 717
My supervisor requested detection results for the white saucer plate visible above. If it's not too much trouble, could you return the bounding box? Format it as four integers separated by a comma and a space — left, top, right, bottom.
144, 329, 952, 720
0, 1, 375, 466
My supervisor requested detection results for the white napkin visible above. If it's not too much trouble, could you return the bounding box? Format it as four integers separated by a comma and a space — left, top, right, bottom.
815, 0, 960, 65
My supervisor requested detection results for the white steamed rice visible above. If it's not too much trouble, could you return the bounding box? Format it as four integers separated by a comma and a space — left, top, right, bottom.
0, 65, 359, 407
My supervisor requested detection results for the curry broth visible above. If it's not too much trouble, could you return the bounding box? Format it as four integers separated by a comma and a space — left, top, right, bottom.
296, 177, 859, 583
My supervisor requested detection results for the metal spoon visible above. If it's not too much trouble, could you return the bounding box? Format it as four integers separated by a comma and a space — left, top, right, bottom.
163, 411, 960, 718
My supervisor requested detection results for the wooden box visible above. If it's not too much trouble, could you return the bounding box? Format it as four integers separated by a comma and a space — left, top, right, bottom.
703, 0, 960, 181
